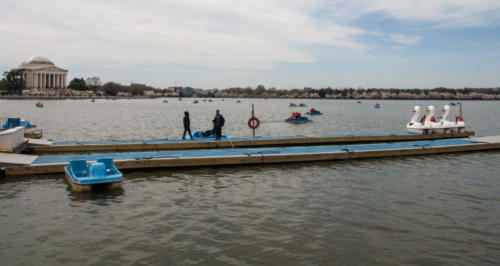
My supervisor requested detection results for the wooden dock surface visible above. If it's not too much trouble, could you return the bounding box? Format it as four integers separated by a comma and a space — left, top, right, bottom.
31, 131, 474, 153
3, 136, 499, 177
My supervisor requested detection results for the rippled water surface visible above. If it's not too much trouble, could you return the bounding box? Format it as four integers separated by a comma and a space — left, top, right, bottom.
1, 99, 500, 265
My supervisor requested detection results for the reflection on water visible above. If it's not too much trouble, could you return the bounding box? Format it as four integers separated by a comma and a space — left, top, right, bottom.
1, 99, 500, 265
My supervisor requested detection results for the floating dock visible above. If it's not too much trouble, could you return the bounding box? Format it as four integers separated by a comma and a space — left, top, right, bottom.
3, 136, 499, 176
30, 131, 474, 153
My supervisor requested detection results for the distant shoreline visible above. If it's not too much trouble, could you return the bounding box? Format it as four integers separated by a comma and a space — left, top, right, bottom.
0, 95, 499, 100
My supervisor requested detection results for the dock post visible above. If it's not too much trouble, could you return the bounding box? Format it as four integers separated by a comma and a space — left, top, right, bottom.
252, 104, 255, 138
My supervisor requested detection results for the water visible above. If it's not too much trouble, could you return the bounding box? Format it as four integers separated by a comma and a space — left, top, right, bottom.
1, 99, 500, 265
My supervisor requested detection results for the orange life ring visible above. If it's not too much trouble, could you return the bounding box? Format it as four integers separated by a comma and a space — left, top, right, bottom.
248, 117, 260, 129
456, 116, 464, 123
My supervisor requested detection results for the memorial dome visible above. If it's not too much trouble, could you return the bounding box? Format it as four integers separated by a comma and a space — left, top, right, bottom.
21, 56, 54, 66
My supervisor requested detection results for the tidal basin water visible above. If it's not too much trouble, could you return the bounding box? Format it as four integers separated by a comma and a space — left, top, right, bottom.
1, 99, 499, 265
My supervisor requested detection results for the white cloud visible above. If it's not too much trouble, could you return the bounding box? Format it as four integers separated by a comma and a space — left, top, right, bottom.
389, 34, 421, 45
0, 0, 365, 69
1, 0, 499, 76
323, 0, 500, 28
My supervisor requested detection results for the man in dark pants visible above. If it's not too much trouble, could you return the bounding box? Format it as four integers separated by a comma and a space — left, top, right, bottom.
182, 111, 193, 140
212, 109, 225, 140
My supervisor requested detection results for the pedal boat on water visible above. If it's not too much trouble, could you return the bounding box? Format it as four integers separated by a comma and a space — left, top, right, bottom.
64, 158, 123, 192
285, 113, 312, 123
306, 108, 322, 115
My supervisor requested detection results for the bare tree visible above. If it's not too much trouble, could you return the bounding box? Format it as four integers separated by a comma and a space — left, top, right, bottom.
85, 76, 102, 92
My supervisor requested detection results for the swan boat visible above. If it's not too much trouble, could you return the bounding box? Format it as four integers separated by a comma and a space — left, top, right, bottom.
406, 105, 465, 134
64, 158, 123, 192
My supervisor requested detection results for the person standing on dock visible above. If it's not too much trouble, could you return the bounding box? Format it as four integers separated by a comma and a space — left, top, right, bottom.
212, 109, 225, 140
182, 111, 193, 140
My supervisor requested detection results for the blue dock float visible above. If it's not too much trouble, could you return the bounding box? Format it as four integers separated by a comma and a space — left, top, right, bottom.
4, 136, 499, 176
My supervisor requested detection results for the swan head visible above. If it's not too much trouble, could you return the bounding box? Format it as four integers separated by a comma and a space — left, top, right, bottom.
426, 106, 435, 113
441, 105, 450, 112
413, 105, 420, 113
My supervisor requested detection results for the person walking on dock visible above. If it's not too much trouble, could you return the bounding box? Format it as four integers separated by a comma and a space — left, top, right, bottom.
212, 109, 225, 140
182, 111, 193, 140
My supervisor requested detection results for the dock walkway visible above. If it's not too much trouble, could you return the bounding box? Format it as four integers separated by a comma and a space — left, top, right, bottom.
3, 136, 499, 176
31, 131, 474, 153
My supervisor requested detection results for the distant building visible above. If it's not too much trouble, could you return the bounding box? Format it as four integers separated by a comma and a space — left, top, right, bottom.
181, 87, 194, 94
17, 56, 68, 90
303, 87, 312, 92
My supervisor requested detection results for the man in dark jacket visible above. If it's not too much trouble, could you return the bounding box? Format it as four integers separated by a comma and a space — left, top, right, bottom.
183, 111, 193, 140
212, 109, 225, 140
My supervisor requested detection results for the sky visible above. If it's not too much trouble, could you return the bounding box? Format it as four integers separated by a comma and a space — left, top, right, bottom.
1, 0, 500, 89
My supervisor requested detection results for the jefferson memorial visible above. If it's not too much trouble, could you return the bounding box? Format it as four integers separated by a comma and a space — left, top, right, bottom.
18, 56, 68, 89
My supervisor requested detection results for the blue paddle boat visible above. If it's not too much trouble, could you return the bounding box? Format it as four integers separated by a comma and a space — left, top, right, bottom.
374, 103, 381, 108
306, 108, 322, 115
64, 159, 123, 192
187, 130, 233, 140
285, 113, 311, 123
2, 118, 36, 130
2, 118, 43, 138
36, 101, 43, 107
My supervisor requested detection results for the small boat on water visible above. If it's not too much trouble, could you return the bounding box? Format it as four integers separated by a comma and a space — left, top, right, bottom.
2, 118, 43, 139
64, 159, 123, 192
306, 108, 322, 115
299, 103, 307, 107
289, 102, 297, 107
193, 100, 199, 104
236, 100, 241, 103
406, 105, 465, 134
36, 102, 43, 107
450, 102, 456, 106
91, 98, 95, 102
374, 103, 381, 108
285, 113, 311, 123
162, 99, 168, 103
208, 99, 213, 102
357, 101, 362, 104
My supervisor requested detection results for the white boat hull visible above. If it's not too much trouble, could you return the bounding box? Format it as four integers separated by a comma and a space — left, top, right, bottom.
0, 127, 25, 151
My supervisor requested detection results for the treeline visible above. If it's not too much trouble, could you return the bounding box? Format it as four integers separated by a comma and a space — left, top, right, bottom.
0, 69, 24, 94
68, 77, 161, 96
207, 85, 500, 100
2, 69, 500, 99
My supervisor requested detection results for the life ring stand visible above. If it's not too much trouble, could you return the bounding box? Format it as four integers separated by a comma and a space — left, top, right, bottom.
248, 117, 260, 129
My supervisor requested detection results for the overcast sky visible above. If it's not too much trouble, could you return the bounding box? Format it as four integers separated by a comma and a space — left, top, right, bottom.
1, 0, 500, 89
